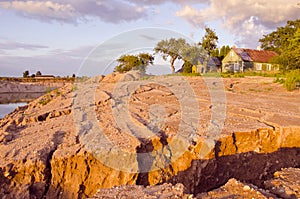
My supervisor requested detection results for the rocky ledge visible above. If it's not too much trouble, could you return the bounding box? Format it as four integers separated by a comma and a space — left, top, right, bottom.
91, 168, 300, 199
0, 72, 299, 199
0, 80, 66, 93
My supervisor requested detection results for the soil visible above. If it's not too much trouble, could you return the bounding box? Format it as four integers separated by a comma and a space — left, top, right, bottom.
0, 72, 299, 199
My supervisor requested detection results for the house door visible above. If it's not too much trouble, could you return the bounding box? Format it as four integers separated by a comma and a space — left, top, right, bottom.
234, 63, 240, 72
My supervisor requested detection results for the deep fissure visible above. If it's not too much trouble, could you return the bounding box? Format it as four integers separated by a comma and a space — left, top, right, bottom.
135, 140, 300, 196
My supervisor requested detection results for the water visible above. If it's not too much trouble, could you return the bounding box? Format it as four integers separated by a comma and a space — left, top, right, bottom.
0, 92, 45, 119
0, 103, 27, 119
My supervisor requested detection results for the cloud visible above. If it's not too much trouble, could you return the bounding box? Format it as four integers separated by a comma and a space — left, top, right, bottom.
176, 0, 300, 47
0, 0, 209, 24
0, 0, 147, 23
128, 0, 209, 5
0, 1, 77, 23
0, 41, 49, 50
0, 45, 94, 77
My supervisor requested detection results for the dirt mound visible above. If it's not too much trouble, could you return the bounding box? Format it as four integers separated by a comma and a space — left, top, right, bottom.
0, 74, 299, 198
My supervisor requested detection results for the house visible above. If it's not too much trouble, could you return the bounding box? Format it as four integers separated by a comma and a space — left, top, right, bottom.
176, 56, 221, 74
192, 57, 222, 73
222, 47, 279, 72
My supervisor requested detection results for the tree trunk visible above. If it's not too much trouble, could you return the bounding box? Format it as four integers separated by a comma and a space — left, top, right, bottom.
171, 57, 176, 74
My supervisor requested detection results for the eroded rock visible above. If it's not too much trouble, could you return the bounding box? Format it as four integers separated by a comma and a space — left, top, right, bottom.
0, 75, 299, 199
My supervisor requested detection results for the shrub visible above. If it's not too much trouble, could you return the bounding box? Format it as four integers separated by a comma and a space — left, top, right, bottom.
233, 73, 245, 78
273, 77, 285, 84
284, 70, 300, 91
38, 95, 51, 105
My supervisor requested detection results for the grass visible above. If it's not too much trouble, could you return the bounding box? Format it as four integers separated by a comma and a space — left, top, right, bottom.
167, 73, 201, 77
273, 77, 285, 84
38, 95, 51, 105
242, 71, 285, 78
284, 70, 300, 91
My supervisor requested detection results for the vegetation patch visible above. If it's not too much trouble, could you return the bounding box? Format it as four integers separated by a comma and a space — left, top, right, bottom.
284, 70, 300, 91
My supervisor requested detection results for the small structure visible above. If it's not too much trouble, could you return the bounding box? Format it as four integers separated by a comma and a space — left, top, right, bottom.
192, 57, 222, 73
35, 75, 55, 79
222, 47, 279, 72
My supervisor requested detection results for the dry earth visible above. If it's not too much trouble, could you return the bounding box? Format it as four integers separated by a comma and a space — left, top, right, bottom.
0, 80, 66, 93
0, 72, 299, 198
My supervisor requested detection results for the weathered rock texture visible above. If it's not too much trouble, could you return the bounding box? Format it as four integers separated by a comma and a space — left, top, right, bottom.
0, 73, 299, 199
0, 80, 66, 93
91, 169, 300, 199
90, 183, 190, 199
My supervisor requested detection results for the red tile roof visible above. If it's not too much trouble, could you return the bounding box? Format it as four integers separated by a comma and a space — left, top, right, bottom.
233, 48, 278, 63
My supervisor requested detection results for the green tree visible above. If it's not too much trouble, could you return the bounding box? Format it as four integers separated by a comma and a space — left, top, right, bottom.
219, 46, 226, 59
211, 48, 219, 57
199, 27, 219, 56
217, 45, 231, 61
259, 20, 300, 54
260, 20, 300, 70
182, 61, 193, 73
23, 70, 29, 78
181, 45, 204, 65
225, 45, 231, 55
199, 27, 219, 73
115, 53, 154, 73
181, 44, 205, 73
154, 38, 188, 73
36, 71, 42, 76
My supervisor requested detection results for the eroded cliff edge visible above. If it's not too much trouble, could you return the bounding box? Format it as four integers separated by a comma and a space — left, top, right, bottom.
0, 73, 299, 198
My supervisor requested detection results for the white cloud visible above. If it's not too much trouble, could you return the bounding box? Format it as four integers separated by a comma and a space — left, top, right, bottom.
0, 0, 209, 24
128, 0, 209, 5
176, 0, 300, 47
0, 45, 94, 76
0, 41, 49, 50
0, 1, 77, 22
0, 0, 147, 23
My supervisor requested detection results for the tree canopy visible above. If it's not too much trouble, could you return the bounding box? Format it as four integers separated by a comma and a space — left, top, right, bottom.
36, 71, 42, 76
181, 44, 207, 73
211, 45, 231, 61
115, 53, 154, 73
260, 19, 300, 70
154, 38, 188, 73
259, 20, 300, 54
23, 70, 29, 78
199, 27, 219, 56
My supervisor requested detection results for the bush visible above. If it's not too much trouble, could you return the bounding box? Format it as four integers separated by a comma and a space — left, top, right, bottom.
284, 70, 300, 91
182, 61, 193, 73
273, 77, 285, 84
233, 73, 245, 78
38, 95, 51, 105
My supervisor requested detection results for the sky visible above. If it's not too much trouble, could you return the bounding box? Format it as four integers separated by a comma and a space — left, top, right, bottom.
0, 0, 299, 76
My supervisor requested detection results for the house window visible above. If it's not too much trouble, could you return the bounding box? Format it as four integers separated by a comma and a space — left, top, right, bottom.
234, 63, 239, 71
256, 63, 262, 71
267, 64, 272, 71
230, 51, 234, 57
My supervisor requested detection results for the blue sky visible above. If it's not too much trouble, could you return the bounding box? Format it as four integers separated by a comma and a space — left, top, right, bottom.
0, 0, 299, 76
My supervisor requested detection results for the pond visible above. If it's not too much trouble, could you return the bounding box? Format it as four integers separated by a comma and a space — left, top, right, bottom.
0, 92, 45, 119
0, 103, 28, 119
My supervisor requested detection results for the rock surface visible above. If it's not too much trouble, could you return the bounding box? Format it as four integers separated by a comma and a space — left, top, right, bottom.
0, 73, 299, 199
91, 168, 300, 199
0, 80, 66, 94
90, 183, 190, 199
265, 168, 300, 199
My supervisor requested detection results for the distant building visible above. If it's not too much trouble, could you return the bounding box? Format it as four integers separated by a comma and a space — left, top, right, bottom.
192, 57, 222, 73
222, 47, 279, 72
35, 75, 55, 79
176, 56, 221, 74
